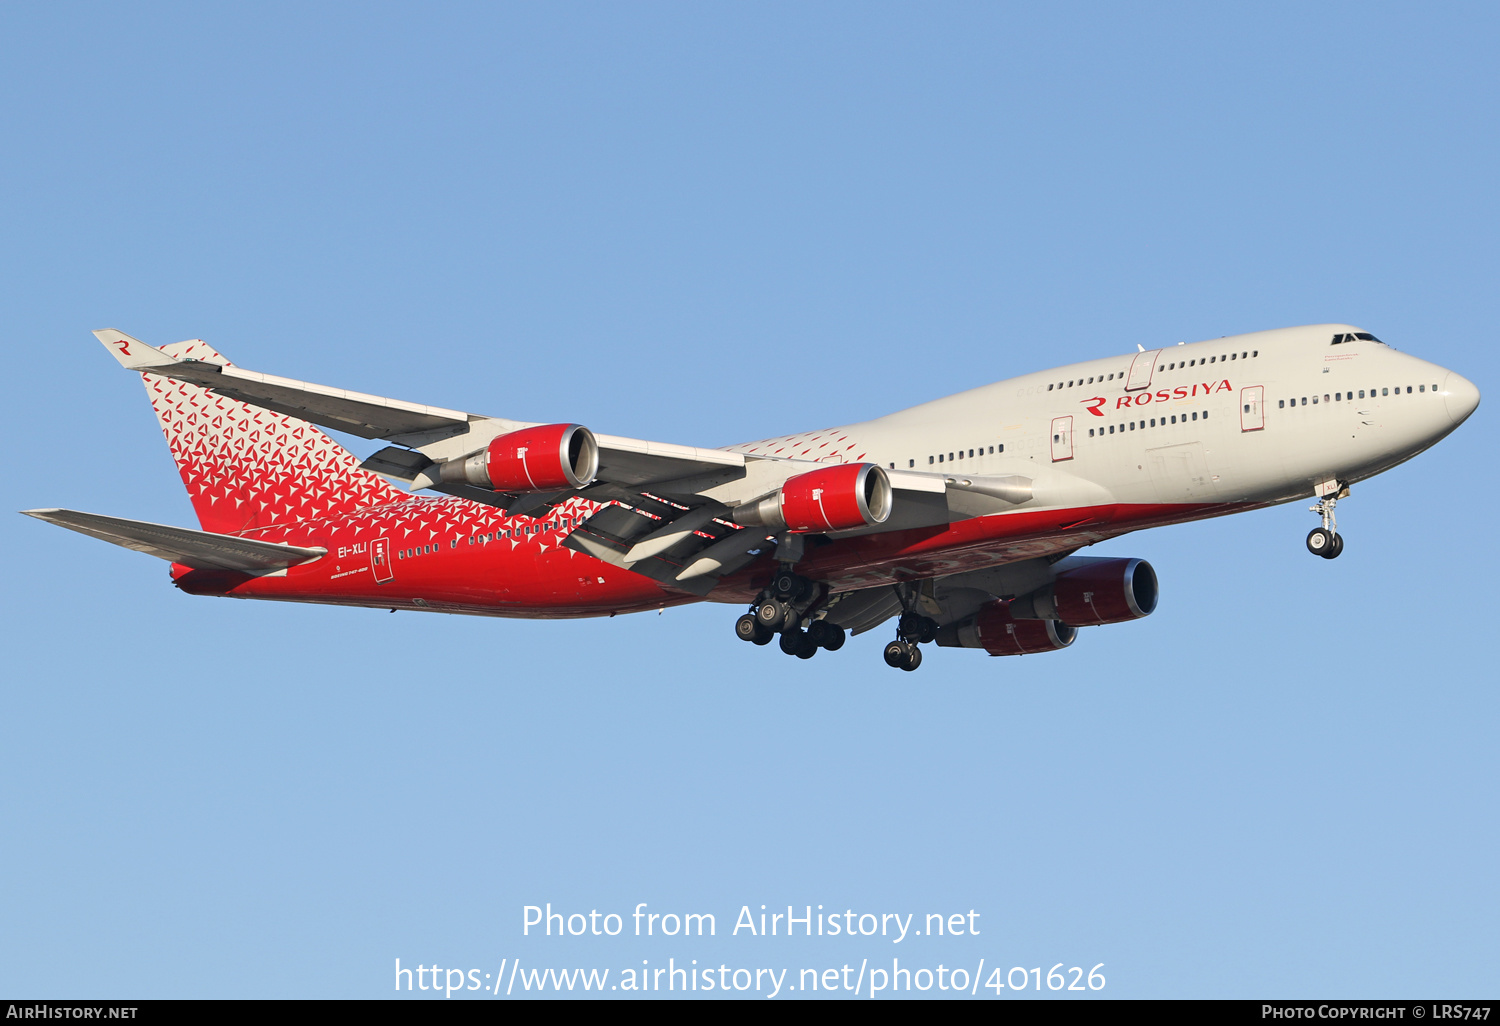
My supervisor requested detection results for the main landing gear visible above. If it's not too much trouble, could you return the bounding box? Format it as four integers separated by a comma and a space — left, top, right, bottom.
733, 569, 845, 659
883, 611, 937, 672
1306, 483, 1349, 560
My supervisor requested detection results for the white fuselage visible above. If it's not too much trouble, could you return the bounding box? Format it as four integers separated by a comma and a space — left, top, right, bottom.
728, 323, 1479, 519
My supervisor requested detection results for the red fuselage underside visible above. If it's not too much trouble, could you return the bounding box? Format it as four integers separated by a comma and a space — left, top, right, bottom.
173, 498, 1251, 617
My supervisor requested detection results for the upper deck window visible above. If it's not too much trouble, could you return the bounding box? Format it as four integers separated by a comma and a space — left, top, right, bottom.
1331, 332, 1384, 345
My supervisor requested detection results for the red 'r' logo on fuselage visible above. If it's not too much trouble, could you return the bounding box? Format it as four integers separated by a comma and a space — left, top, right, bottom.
1080, 396, 1107, 417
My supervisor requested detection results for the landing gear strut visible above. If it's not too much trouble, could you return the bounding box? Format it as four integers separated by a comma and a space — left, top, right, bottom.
1307, 484, 1349, 560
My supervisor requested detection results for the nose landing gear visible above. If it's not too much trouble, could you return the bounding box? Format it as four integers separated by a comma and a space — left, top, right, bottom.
1307, 483, 1349, 560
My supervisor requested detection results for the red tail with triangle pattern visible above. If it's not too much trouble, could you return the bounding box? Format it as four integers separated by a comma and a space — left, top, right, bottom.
141, 341, 408, 536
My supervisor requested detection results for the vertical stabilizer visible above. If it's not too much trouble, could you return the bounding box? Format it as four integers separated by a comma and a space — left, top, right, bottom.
143, 341, 408, 535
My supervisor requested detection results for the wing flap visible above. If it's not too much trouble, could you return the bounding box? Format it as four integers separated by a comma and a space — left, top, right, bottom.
592, 433, 747, 487
21, 509, 327, 572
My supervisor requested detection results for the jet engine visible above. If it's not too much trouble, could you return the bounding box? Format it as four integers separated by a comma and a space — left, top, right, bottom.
732, 463, 893, 533
442, 423, 599, 492
935, 600, 1076, 656
1008, 557, 1157, 627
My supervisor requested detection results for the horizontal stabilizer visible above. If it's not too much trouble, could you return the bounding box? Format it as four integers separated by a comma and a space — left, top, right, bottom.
20, 509, 327, 572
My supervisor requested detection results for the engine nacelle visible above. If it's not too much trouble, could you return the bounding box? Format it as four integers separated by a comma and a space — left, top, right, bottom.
733, 463, 893, 533
443, 424, 598, 492
1009, 557, 1157, 627
936, 600, 1076, 656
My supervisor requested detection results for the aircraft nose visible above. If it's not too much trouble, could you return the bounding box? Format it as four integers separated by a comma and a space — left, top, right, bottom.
1442, 371, 1481, 426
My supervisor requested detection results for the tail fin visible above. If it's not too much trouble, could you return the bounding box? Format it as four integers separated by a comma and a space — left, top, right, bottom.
142, 340, 409, 535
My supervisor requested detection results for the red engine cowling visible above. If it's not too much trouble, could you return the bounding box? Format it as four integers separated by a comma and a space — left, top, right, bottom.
447, 424, 598, 492
1010, 557, 1158, 626
734, 463, 893, 533
974, 600, 1075, 656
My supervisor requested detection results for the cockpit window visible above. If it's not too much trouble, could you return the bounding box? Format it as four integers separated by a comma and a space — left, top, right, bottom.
1332, 332, 1384, 344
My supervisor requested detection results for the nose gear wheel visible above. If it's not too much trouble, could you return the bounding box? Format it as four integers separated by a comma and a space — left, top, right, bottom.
1307, 484, 1349, 560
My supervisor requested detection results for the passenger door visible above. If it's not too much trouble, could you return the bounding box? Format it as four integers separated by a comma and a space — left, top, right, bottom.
370, 537, 394, 584
1126, 349, 1161, 392
1240, 386, 1264, 432
1050, 416, 1074, 462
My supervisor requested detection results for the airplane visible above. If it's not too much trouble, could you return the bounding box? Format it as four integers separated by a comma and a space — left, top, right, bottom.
23, 324, 1479, 671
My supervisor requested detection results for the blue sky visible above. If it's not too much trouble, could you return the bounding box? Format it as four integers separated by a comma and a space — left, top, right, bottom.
1, 2, 1495, 999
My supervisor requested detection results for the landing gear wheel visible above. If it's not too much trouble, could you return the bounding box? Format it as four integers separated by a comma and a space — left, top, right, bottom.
1306, 528, 1335, 557
883, 640, 911, 668
772, 570, 802, 598
898, 611, 938, 644
755, 600, 788, 632
806, 620, 846, 651
884, 639, 923, 671
735, 613, 773, 645
1307, 488, 1348, 560
780, 630, 817, 658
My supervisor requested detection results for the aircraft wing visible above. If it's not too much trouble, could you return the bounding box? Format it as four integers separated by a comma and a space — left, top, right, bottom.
94, 330, 751, 489
21, 508, 327, 572
94, 329, 473, 441
91, 329, 996, 596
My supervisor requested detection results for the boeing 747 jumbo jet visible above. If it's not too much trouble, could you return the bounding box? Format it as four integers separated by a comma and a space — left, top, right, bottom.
24, 325, 1479, 671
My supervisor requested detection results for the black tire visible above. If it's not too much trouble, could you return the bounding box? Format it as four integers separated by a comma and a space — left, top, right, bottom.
751, 629, 773, 646
756, 600, 787, 631
807, 619, 845, 650
883, 640, 910, 668
735, 613, 762, 643
795, 634, 818, 659
779, 630, 805, 656
1306, 528, 1334, 556
772, 571, 800, 597
1326, 533, 1344, 559
898, 612, 939, 644
820, 623, 846, 651
902, 645, 923, 671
